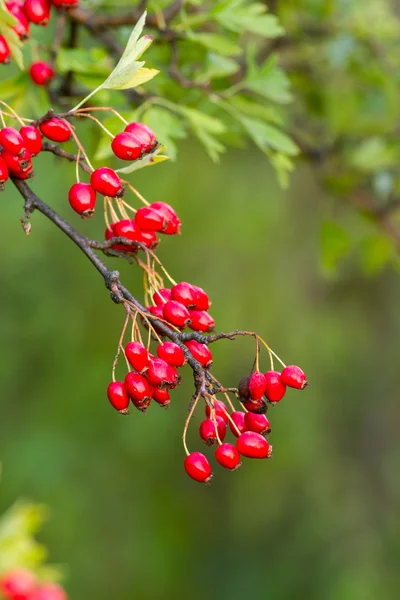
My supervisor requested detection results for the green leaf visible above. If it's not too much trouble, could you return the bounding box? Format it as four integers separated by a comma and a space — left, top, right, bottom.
321, 221, 351, 276
360, 234, 394, 275
212, 0, 284, 37
103, 64, 159, 90
116, 146, 170, 174
239, 115, 298, 156
196, 53, 239, 83
180, 107, 226, 161
0, 1, 17, 27
186, 32, 242, 56
0, 22, 24, 70
227, 96, 283, 125
56, 48, 112, 76
349, 138, 400, 172
245, 55, 292, 104
141, 107, 186, 160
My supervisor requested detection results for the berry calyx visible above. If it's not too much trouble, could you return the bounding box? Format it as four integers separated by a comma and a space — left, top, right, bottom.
90, 167, 123, 197
215, 443, 241, 470
0, 156, 9, 191
40, 117, 71, 142
205, 399, 228, 423
244, 412, 271, 435
0, 35, 10, 64
107, 381, 130, 414
280, 365, 308, 389
23, 0, 51, 26
124, 122, 156, 153
2, 148, 32, 175
153, 287, 171, 305
135, 205, 166, 232
68, 182, 97, 218
184, 452, 213, 483
264, 371, 286, 403
229, 411, 247, 437
248, 370, 267, 400
157, 341, 186, 367
163, 300, 191, 329
241, 398, 267, 414
152, 387, 170, 407
124, 372, 151, 405
125, 341, 149, 373
199, 416, 226, 445
171, 282, 196, 308
0, 569, 36, 600
0, 127, 25, 155
29, 583, 68, 600
236, 431, 272, 459
189, 310, 215, 332
111, 131, 143, 161
184, 340, 213, 368
29, 61, 54, 86
19, 125, 42, 156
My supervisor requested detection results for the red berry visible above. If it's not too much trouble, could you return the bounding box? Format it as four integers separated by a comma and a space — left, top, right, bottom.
111, 131, 143, 161
90, 167, 123, 197
0, 127, 25, 155
171, 281, 196, 308
40, 117, 71, 142
147, 357, 174, 387
0, 569, 36, 600
141, 229, 159, 250
157, 341, 186, 367
2, 148, 32, 174
29, 61, 54, 86
191, 285, 210, 310
113, 219, 143, 246
153, 287, 171, 305
68, 182, 96, 218
135, 205, 166, 232
205, 399, 228, 423
52, 0, 79, 6
199, 416, 226, 445
238, 375, 250, 400
229, 411, 247, 437
280, 365, 308, 389
7, 3, 30, 39
189, 310, 215, 332
19, 125, 42, 155
125, 341, 149, 372
236, 431, 272, 459
215, 443, 241, 470
148, 304, 164, 321
29, 583, 68, 600
0, 35, 10, 63
165, 364, 181, 389
184, 452, 212, 483
23, 0, 51, 25
152, 386, 170, 407
105, 223, 128, 252
184, 339, 212, 368
150, 201, 181, 235
249, 371, 267, 400
244, 412, 271, 435
264, 370, 286, 403
241, 398, 267, 414
163, 300, 191, 329
124, 122, 156, 153
107, 381, 130, 414
0, 156, 9, 190
124, 372, 151, 405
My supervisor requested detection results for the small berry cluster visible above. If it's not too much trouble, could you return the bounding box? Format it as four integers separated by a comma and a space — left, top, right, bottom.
0, 1, 79, 66
148, 282, 214, 332
0, 569, 68, 600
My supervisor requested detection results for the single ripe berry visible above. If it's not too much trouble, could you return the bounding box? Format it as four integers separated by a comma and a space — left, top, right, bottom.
124, 372, 151, 405
163, 300, 191, 329
157, 342, 186, 367
191, 285, 210, 310
29, 583, 68, 600
20, 125, 42, 156
107, 381, 129, 414
135, 206, 166, 232
68, 182, 96, 218
0, 156, 9, 191
150, 201, 181, 235
0, 35, 10, 64
236, 431, 272, 459
7, 3, 30, 40
264, 371, 286, 403
229, 411, 247, 437
205, 399, 228, 423
23, 0, 51, 26
199, 416, 226, 445
29, 61, 54, 86
153, 288, 171, 305
152, 386, 170, 407
280, 365, 308, 389
189, 310, 215, 332
124, 122, 156, 153
238, 375, 250, 400
111, 131, 143, 161
184, 340, 212, 368
40, 118, 71, 142
105, 223, 129, 252
113, 219, 143, 245
241, 398, 267, 414
125, 341, 149, 373
244, 412, 271, 435
2, 148, 32, 174
171, 282, 196, 308
141, 230, 159, 250
249, 371, 267, 400
184, 452, 212, 483
147, 357, 174, 387
0, 127, 25, 155
90, 167, 123, 197
215, 443, 241, 471
0, 569, 36, 600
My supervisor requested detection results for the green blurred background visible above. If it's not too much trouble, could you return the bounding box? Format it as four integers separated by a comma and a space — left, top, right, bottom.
1, 136, 400, 599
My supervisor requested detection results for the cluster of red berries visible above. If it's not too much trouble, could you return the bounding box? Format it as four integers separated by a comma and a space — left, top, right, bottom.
0, 569, 68, 600
0, 1, 79, 65
184, 365, 308, 483
111, 121, 158, 162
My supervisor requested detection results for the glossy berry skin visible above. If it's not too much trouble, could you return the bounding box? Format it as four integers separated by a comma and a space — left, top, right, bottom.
0, 156, 9, 190
171, 282, 196, 308
23, 0, 51, 25
150, 201, 181, 235
7, 3, 30, 40
229, 411, 247, 437
29, 61, 54, 86
238, 375, 250, 400
112, 131, 143, 161
0, 127, 25, 156
199, 416, 226, 445
68, 183, 96, 218
245, 412, 271, 435
236, 431, 272, 459
152, 386, 170, 407
52, 0, 79, 6
90, 167, 123, 197
157, 342, 186, 367
125, 341, 149, 373
241, 398, 267, 414
264, 371, 286, 403
165, 365, 181, 389
249, 371, 267, 400
215, 443, 241, 470
205, 399, 228, 423
184, 452, 212, 483
147, 357, 174, 387
107, 381, 130, 414
192, 285, 210, 310
29, 583, 68, 600
163, 300, 191, 329
189, 310, 215, 332
20, 125, 42, 156
153, 287, 171, 305
2, 149, 32, 174
148, 304, 164, 321
184, 339, 212, 368
135, 206, 166, 231
280, 365, 308, 389
141, 229, 159, 250
40, 118, 71, 142
124, 122, 156, 153
0, 569, 36, 600
124, 372, 151, 405
113, 219, 143, 245
0, 35, 10, 63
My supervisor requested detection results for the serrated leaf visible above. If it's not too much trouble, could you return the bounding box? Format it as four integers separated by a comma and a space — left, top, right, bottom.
228, 96, 283, 124
104, 66, 159, 90
239, 115, 298, 156
212, 0, 284, 37
186, 32, 241, 56
180, 107, 226, 135
245, 54, 292, 104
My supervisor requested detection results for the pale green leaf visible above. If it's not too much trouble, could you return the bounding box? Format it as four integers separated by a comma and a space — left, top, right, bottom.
0, 23, 24, 69
116, 146, 170, 173
0, 2, 17, 27
212, 0, 284, 37
228, 96, 283, 124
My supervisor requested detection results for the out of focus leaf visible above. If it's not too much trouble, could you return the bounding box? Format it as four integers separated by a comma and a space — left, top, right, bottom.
186, 32, 241, 56
212, 0, 284, 37
321, 221, 351, 276
360, 233, 394, 274
239, 116, 299, 156
141, 107, 186, 160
